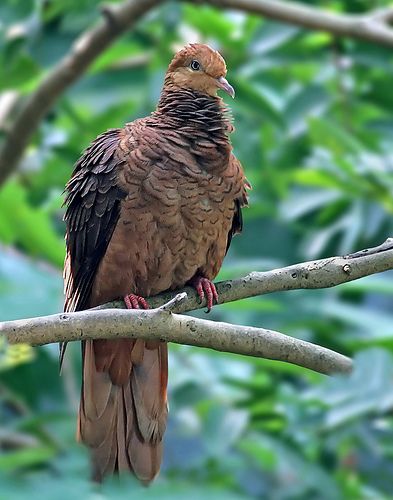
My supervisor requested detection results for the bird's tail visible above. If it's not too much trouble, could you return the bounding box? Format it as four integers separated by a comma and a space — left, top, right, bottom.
78, 338, 168, 483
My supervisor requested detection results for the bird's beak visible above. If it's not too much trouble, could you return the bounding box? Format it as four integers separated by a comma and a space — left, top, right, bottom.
216, 76, 235, 98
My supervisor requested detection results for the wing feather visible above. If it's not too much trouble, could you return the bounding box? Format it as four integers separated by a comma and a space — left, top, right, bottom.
226, 154, 250, 254
61, 129, 126, 365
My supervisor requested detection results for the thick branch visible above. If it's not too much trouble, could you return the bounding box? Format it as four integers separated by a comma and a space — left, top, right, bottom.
201, 0, 393, 48
1, 296, 351, 376
0, 0, 161, 186
2, 239, 393, 376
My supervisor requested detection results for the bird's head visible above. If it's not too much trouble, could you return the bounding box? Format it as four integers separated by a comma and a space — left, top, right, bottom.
164, 43, 235, 99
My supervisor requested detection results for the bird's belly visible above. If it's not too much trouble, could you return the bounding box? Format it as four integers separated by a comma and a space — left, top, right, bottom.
170, 196, 232, 288
90, 188, 234, 306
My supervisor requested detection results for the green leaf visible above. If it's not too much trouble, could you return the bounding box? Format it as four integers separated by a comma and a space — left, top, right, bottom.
0, 336, 34, 371
0, 446, 56, 471
285, 85, 330, 136
252, 21, 299, 54
234, 78, 283, 126
0, 51, 39, 91
0, 181, 64, 267
308, 117, 364, 156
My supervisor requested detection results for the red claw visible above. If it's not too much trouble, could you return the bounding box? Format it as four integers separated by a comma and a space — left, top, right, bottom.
189, 276, 219, 312
124, 294, 149, 310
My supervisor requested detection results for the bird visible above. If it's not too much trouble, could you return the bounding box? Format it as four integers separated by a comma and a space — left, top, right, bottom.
62, 43, 249, 484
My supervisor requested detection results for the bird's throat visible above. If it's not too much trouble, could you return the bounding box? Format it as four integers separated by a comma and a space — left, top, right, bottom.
155, 89, 231, 139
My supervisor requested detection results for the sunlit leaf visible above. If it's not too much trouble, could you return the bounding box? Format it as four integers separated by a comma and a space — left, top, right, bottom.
0, 336, 34, 370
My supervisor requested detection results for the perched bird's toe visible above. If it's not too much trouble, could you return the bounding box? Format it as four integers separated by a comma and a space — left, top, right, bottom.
189, 276, 218, 312
124, 294, 150, 310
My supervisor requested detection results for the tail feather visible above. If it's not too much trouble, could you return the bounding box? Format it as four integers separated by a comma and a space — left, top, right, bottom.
128, 424, 163, 483
80, 341, 113, 422
91, 414, 118, 479
131, 343, 168, 443
78, 339, 168, 483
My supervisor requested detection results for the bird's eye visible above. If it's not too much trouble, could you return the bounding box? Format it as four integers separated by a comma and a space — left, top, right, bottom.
190, 60, 200, 71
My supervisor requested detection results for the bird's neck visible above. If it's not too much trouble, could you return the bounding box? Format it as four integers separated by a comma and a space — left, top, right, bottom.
154, 88, 231, 138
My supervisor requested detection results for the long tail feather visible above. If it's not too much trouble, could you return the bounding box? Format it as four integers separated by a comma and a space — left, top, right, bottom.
78, 339, 168, 483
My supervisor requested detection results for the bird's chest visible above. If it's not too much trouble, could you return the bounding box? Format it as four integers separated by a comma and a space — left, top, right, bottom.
120, 134, 234, 236
115, 138, 236, 293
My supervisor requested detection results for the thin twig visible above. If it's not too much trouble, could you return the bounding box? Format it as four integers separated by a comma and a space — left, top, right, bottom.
96, 238, 393, 314
0, 429, 39, 449
157, 292, 188, 312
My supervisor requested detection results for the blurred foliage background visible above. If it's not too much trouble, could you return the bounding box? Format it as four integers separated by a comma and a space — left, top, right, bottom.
1, 0, 393, 498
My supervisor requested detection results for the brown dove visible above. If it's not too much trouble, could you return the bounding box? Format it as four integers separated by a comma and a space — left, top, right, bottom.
63, 43, 249, 483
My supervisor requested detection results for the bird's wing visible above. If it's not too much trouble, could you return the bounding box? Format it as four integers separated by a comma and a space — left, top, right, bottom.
62, 129, 126, 363
64, 127, 168, 482
226, 153, 250, 253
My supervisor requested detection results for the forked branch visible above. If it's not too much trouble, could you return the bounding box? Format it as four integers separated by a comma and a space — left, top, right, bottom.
2, 239, 393, 376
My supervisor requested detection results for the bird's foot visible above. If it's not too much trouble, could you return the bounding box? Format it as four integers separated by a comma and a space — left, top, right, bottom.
189, 276, 218, 312
124, 294, 149, 310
